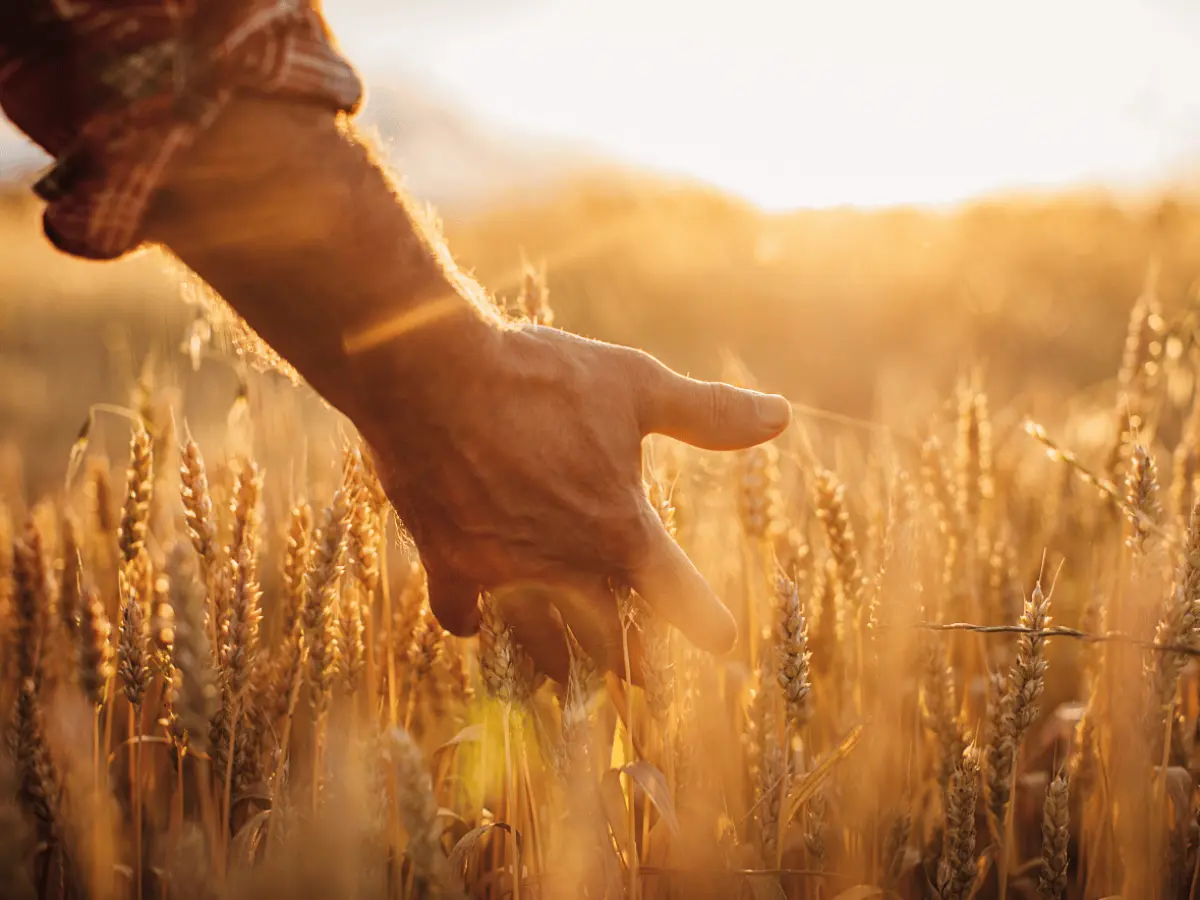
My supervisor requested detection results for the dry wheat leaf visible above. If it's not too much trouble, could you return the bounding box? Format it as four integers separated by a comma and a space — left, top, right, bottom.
448, 822, 520, 886
600, 767, 636, 861
437, 723, 484, 754
65, 414, 91, 490
785, 723, 865, 823
622, 759, 680, 836
230, 809, 271, 864
436, 806, 466, 826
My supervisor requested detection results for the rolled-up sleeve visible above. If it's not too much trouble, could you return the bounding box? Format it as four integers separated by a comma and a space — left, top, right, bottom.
0, 2, 363, 261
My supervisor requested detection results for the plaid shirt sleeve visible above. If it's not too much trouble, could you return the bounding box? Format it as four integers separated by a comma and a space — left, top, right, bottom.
0, 2, 363, 261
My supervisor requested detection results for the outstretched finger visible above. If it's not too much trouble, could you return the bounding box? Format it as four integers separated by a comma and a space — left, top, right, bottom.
625, 509, 737, 655
631, 351, 791, 450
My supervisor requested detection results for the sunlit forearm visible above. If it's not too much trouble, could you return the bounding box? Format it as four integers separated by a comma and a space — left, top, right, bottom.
145, 96, 500, 421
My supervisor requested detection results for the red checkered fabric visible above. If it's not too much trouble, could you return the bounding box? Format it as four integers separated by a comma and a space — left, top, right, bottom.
0, 1, 363, 260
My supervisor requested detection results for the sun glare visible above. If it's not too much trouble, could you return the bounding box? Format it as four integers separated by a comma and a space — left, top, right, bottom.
329, 0, 1200, 210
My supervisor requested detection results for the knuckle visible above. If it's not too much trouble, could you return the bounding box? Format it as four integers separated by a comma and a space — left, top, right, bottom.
621, 347, 664, 397
621, 346, 659, 376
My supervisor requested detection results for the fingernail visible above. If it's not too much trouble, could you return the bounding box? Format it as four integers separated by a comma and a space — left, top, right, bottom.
757, 394, 792, 432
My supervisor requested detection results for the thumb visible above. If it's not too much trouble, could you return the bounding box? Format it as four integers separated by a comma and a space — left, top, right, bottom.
425, 564, 482, 637
634, 353, 792, 450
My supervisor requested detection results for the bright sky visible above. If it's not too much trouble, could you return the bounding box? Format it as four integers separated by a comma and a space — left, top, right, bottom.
326, 0, 1200, 210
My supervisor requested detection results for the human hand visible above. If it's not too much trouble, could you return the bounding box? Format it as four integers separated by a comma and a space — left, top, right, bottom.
0, 4, 793, 680
355, 319, 791, 680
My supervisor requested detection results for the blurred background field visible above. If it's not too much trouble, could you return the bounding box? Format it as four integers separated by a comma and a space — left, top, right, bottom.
1, 169, 1198, 497
3, 4, 1200, 898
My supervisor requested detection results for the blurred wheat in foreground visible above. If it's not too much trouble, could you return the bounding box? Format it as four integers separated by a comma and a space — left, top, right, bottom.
5, 268, 1200, 900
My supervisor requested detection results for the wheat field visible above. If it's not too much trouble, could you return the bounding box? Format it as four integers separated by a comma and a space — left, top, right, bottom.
3, 185, 1200, 900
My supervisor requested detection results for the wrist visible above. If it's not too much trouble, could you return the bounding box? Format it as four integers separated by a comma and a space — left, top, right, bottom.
351, 285, 507, 404
351, 306, 508, 446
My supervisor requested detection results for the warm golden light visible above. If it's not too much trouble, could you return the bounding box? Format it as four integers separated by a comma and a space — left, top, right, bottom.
329, 0, 1200, 209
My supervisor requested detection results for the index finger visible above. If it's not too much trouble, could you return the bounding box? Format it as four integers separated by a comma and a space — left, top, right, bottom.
624, 509, 737, 654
